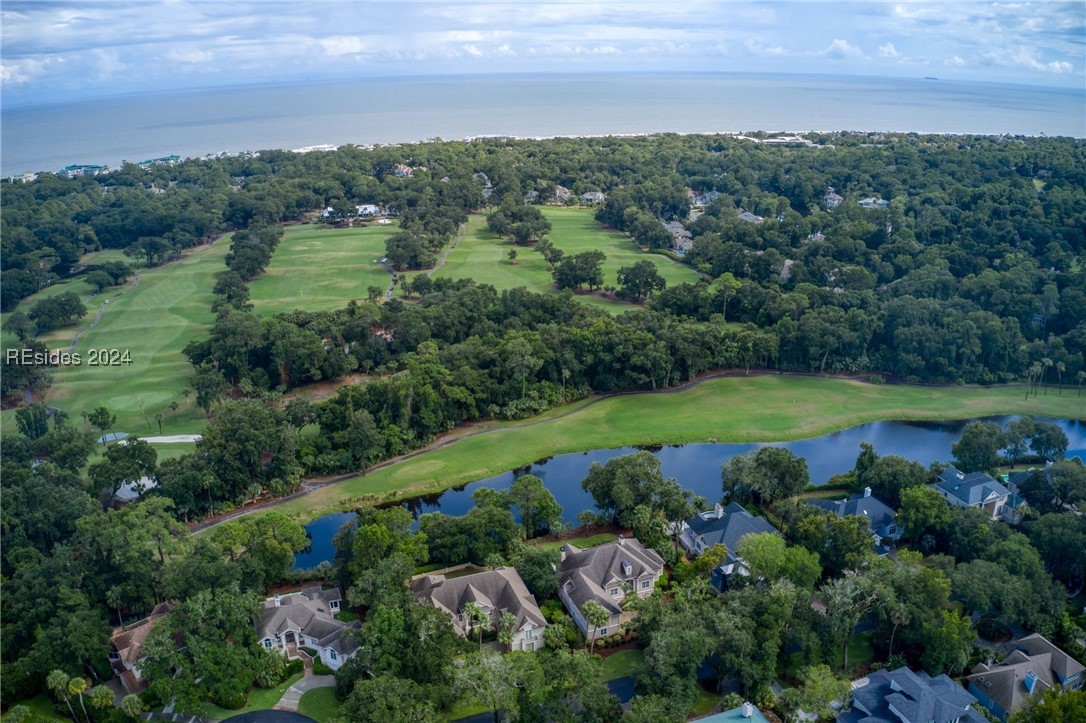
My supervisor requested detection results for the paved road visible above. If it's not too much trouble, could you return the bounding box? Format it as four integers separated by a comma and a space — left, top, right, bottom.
140, 434, 203, 443
274, 674, 335, 712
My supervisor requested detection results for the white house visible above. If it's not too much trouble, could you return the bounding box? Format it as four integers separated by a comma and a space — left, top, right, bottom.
257, 587, 358, 671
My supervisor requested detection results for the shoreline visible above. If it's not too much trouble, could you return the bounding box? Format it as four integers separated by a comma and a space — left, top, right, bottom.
191, 374, 1083, 531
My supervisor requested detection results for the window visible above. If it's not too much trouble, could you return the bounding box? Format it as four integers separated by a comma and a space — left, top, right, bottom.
526, 628, 534, 639
263, 640, 271, 649
609, 587, 619, 596
599, 628, 607, 636
331, 600, 340, 610
329, 650, 338, 661
641, 580, 650, 589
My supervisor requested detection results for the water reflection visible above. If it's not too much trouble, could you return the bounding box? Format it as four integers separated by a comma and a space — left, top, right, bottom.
293, 415, 1084, 569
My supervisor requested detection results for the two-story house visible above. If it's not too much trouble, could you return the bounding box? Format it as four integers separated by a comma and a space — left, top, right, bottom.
556, 537, 664, 640
967, 633, 1085, 721
678, 502, 780, 588
934, 466, 1022, 523
108, 602, 174, 694
411, 567, 547, 651
256, 587, 358, 671
808, 487, 901, 555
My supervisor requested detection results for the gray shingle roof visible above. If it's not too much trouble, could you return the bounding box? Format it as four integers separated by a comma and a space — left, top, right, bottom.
967, 633, 1085, 718
808, 493, 895, 530
557, 538, 664, 615
843, 667, 985, 723
935, 466, 1011, 506
411, 567, 546, 635
685, 502, 779, 563
257, 587, 358, 655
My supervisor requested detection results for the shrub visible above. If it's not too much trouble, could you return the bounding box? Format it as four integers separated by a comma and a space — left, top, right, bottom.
301, 647, 319, 657
610, 634, 623, 646
285, 659, 304, 676
540, 600, 565, 622
215, 691, 248, 710
313, 661, 334, 676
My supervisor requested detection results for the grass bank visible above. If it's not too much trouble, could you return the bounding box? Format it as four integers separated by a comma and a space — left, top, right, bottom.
272, 375, 1082, 523
248, 223, 399, 315
431, 207, 698, 313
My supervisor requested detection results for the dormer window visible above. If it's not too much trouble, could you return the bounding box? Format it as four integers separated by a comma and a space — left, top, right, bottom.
621, 561, 632, 576
609, 587, 620, 596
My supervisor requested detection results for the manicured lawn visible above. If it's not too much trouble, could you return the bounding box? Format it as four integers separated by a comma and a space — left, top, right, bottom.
2, 237, 231, 437
248, 223, 398, 315
534, 532, 619, 553
298, 687, 341, 722
204, 672, 304, 720
432, 208, 699, 313
599, 648, 645, 681
272, 375, 1081, 522
1, 694, 67, 721
690, 686, 721, 717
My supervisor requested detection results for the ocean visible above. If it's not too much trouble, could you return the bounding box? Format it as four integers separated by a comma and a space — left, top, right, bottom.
2, 72, 1083, 176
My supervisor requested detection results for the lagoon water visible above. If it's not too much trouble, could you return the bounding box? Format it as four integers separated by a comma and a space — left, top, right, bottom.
4, 72, 1085, 176
291, 415, 1086, 569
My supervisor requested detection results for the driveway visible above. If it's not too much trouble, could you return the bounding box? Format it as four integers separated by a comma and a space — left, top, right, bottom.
274, 675, 335, 712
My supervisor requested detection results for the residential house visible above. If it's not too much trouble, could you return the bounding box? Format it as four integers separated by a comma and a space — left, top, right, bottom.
677, 502, 779, 589
934, 466, 1021, 523
356, 204, 381, 216
411, 567, 547, 651
256, 587, 358, 671
858, 197, 890, 209
966, 633, 1085, 721
554, 185, 573, 202
808, 487, 901, 554
109, 602, 174, 694
737, 210, 764, 224
824, 188, 844, 208
557, 537, 664, 640
840, 666, 987, 723
392, 164, 414, 178
693, 190, 721, 207
807, 231, 826, 242
579, 191, 607, 204
664, 220, 693, 255
62, 164, 108, 178
112, 475, 158, 506
524, 190, 540, 202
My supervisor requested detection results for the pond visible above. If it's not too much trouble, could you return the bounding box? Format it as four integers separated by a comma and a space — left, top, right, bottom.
292, 416, 1085, 570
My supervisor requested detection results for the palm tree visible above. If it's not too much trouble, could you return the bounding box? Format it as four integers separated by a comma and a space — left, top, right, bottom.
464, 602, 489, 649
90, 685, 114, 712
121, 694, 147, 720
1041, 357, 1053, 394
1077, 371, 1086, 397
68, 676, 90, 723
576, 510, 597, 531
1056, 361, 1065, 394
888, 605, 910, 657
497, 611, 517, 651
46, 670, 77, 722
582, 600, 610, 654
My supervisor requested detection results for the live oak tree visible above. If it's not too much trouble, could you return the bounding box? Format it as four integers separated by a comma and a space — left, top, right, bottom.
617, 260, 666, 302
332, 675, 438, 723
722, 446, 810, 505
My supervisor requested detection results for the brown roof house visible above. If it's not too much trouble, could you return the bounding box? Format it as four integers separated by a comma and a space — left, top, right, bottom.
966, 633, 1085, 721
557, 537, 664, 640
412, 567, 547, 651
257, 587, 359, 671
109, 602, 174, 694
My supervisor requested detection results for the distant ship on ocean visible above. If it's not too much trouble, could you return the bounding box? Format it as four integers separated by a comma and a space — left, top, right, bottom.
924, 76, 939, 80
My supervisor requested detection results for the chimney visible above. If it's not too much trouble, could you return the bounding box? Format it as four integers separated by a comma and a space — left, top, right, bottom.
273, 593, 281, 607
743, 701, 753, 718
714, 502, 724, 519
864, 487, 871, 498
559, 545, 569, 562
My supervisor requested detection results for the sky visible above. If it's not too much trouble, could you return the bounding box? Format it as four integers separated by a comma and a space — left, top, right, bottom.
2, 1, 1084, 105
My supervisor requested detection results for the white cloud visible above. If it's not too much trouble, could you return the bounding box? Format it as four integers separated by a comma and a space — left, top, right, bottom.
166, 47, 214, 64
821, 39, 864, 60
464, 44, 483, 57
879, 42, 901, 59
319, 36, 367, 57
1011, 47, 1073, 74
744, 38, 786, 58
